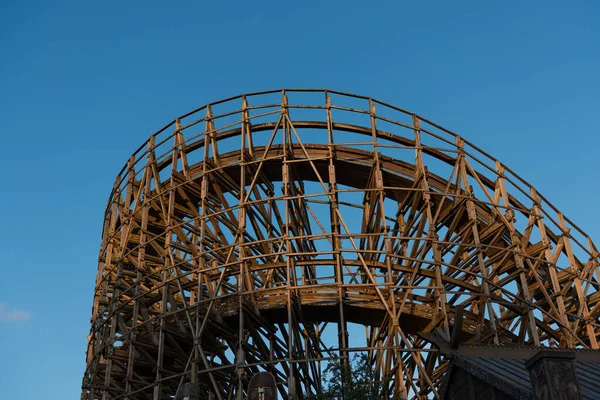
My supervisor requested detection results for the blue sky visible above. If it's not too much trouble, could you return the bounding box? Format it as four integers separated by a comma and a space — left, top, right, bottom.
1, 1, 599, 398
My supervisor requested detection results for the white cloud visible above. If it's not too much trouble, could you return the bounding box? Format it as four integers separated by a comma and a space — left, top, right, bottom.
0, 303, 32, 322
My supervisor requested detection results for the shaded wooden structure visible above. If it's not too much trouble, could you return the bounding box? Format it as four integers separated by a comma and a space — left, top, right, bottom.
81, 89, 600, 399
441, 348, 600, 399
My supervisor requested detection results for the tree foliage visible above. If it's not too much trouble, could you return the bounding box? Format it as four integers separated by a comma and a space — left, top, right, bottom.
302, 353, 389, 399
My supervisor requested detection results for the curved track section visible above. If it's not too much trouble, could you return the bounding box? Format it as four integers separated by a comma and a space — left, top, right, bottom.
82, 89, 600, 400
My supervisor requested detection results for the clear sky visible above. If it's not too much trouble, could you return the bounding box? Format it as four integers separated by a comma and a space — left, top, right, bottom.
1, 1, 599, 398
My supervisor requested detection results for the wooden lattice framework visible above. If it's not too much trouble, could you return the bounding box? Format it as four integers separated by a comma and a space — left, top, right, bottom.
82, 89, 600, 400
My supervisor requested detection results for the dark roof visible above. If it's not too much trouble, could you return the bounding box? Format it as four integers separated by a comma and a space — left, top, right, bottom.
448, 355, 600, 400
577, 361, 600, 399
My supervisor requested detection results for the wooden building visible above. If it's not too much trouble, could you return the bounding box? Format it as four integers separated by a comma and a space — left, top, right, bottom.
441, 347, 600, 400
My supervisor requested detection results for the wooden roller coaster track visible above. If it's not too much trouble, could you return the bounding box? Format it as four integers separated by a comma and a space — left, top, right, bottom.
82, 89, 600, 400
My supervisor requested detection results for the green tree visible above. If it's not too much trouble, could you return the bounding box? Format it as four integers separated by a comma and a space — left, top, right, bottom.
302, 353, 389, 399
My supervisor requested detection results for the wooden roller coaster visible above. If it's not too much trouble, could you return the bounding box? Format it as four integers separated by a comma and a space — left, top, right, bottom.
82, 89, 600, 400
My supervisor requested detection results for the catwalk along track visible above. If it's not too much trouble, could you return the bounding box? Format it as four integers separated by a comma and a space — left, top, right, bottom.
82, 89, 600, 400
